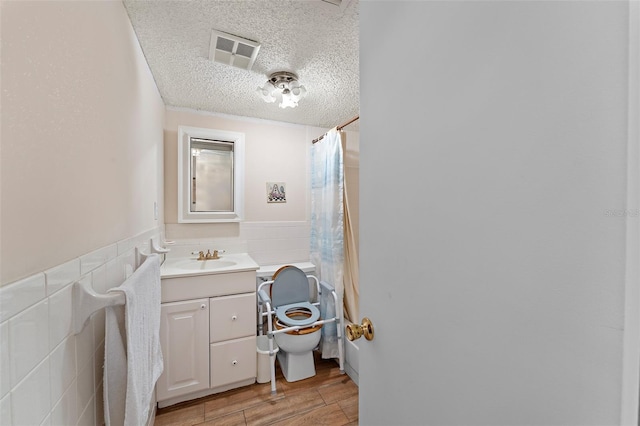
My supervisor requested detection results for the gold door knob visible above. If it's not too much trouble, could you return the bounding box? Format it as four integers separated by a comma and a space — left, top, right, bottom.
346, 317, 374, 341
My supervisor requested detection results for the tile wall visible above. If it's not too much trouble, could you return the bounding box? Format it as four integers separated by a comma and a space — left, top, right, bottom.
0, 227, 162, 426
165, 221, 311, 267
0, 220, 311, 425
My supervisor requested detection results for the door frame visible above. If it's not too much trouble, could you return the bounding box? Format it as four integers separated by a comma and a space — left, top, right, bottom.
621, 1, 640, 424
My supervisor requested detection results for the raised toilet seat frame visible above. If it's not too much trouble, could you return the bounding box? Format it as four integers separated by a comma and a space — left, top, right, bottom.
257, 270, 344, 394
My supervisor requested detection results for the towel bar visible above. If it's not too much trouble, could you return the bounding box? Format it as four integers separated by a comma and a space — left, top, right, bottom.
73, 248, 152, 335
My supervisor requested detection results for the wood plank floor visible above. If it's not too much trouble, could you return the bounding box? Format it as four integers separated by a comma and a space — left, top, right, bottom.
154, 352, 358, 426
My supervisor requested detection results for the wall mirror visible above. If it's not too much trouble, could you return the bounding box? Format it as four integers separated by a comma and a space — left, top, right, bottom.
178, 126, 244, 222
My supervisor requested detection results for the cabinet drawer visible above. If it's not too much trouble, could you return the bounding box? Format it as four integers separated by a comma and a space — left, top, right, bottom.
209, 293, 256, 342
210, 336, 256, 388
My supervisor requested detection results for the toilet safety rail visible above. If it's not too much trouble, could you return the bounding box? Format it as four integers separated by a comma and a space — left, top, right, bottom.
257, 276, 345, 394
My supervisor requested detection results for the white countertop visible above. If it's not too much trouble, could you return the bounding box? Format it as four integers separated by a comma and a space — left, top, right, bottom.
160, 253, 259, 279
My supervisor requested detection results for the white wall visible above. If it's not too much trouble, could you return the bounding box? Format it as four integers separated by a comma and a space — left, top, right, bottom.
163, 110, 360, 267
1, 1, 165, 286
0, 1, 165, 425
163, 108, 333, 266
164, 108, 312, 233
360, 1, 637, 425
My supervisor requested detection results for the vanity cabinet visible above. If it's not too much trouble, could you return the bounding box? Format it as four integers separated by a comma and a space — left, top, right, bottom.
157, 270, 257, 408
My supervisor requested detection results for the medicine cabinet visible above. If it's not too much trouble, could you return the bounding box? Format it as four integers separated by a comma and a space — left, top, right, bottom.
178, 126, 245, 222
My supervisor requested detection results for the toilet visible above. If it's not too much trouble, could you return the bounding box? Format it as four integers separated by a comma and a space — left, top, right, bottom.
273, 308, 322, 382
263, 264, 322, 382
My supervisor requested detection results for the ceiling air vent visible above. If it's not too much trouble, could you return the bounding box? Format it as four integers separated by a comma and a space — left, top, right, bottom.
209, 30, 260, 71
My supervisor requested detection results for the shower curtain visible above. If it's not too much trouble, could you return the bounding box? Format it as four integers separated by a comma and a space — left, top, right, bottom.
311, 128, 360, 358
342, 151, 359, 323
311, 128, 344, 359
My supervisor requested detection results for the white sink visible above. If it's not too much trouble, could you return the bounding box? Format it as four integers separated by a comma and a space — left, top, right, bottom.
160, 253, 259, 278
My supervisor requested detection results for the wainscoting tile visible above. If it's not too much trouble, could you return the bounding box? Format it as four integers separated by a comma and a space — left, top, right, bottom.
94, 342, 104, 391
40, 414, 51, 426
0, 226, 163, 426
0, 393, 11, 426
49, 285, 73, 350
105, 257, 125, 291
119, 249, 136, 280
9, 299, 49, 386
117, 237, 135, 256
0, 273, 46, 323
75, 304, 94, 373
49, 336, 76, 406
95, 379, 104, 426
45, 259, 80, 296
11, 358, 51, 426
76, 357, 94, 420
91, 265, 107, 294
76, 395, 95, 426
80, 244, 118, 275
0, 322, 10, 399
93, 308, 106, 348
50, 381, 78, 426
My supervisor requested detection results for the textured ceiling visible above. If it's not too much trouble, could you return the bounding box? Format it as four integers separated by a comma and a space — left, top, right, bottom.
123, 0, 359, 129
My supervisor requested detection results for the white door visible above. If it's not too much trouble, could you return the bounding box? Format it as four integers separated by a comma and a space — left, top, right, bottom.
359, 2, 637, 425
157, 298, 210, 401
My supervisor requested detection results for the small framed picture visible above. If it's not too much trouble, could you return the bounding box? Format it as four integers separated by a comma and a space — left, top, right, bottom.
267, 182, 286, 203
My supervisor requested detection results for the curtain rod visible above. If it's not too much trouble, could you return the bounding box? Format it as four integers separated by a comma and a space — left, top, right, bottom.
312, 115, 360, 144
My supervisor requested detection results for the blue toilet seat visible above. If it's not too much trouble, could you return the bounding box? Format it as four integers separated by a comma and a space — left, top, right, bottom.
275, 302, 320, 327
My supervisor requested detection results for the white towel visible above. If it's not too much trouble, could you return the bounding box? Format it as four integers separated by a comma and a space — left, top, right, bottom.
104, 254, 163, 426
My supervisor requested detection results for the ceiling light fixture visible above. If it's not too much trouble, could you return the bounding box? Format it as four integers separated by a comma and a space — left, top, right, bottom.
257, 71, 307, 109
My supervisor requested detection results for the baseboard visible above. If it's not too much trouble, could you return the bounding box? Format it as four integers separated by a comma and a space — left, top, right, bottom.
157, 378, 256, 408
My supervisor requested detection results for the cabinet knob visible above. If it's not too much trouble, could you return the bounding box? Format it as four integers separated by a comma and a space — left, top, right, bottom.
232, 360, 238, 366
200, 304, 206, 310
231, 315, 237, 321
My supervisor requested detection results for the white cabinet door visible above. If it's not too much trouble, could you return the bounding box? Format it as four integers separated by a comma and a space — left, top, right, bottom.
157, 298, 209, 402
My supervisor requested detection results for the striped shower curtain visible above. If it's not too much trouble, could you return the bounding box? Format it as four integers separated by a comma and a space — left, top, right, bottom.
310, 128, 344, 359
